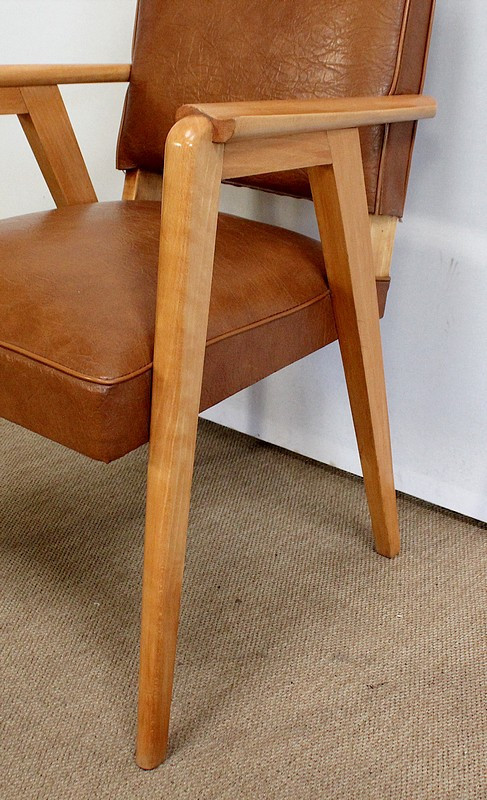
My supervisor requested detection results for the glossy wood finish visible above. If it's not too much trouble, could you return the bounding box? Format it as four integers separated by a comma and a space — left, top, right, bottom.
136, 116, 224, 770
123, 168, 162, 201
309, 129, 400, 558
19, 86, 97, 206
0, 63, 131, 87
178, 94, 437, 142
0, 87, 27, 114
371, 215, 398, 279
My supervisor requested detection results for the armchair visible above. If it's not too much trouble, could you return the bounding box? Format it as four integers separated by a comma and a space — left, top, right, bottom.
0, 0, 436, 770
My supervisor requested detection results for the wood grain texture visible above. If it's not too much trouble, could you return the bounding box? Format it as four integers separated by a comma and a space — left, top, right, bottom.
0, 87, 27, 114
222, 130, 331, 179
123, 168, 162, 201
177, 94, 437, 142
309, 128, 400, 558
370, 215, 398, 278
0, 63, 131, 87
136, 116, 224, 770
18, 85, 97, 206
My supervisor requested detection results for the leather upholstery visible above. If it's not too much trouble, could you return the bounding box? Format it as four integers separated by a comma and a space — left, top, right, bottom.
117, 0, 435, 216
0, 201, 389, 462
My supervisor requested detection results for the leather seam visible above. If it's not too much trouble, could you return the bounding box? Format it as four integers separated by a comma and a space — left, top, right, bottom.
399, 0, 437, 206
374, 0, 412, 214
206, 291, 330, 346
0, 291, 331, 387
419, 0, 437, 95
0, 341, 152, 386
388, 0, 413, 96
115, 0, 141, 171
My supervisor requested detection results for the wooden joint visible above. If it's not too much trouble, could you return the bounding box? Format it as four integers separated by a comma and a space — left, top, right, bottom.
0, 87, 27, 115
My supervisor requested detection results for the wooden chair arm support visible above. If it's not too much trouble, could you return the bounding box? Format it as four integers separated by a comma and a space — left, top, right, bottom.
0, 63, 131, 88
177, 96, 435, 279
174, 98, 438, 277
0, 84, 97, 206
177, 94, 436, 142
0, 65, 131, 207
177, 95, 436, 183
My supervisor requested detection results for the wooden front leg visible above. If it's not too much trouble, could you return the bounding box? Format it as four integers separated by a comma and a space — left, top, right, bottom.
136, 116, 223, 769
309, 128, 400, 558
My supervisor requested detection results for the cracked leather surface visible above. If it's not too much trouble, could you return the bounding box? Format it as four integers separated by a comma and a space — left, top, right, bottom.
118, 0, 435, 215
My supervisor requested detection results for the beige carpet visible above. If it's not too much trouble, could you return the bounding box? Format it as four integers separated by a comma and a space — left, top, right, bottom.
1, 417, 486, 800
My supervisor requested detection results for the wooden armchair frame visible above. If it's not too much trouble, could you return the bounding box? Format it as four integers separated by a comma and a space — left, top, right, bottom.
0, 64, 436, 768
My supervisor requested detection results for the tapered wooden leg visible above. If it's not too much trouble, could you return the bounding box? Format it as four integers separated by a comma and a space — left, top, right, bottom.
136, 117, 223, 770
309, 128, 400, 558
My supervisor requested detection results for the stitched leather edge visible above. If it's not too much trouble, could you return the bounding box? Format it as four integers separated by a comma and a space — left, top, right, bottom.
0, 291, 331, 387
374, 0, 412, 214
375, 0, 436, 215
115, 0, 142, 171
397, 0, 437, 208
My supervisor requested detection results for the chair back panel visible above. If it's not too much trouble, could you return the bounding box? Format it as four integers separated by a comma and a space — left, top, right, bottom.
117, 0, 435, 215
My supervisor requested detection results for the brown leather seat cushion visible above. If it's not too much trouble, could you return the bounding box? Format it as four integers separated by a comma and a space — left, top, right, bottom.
0, 201, 388, 462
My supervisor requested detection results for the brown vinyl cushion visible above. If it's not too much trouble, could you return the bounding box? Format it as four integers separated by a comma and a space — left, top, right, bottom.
0, 201, 389, 463
117, 0, 435, 216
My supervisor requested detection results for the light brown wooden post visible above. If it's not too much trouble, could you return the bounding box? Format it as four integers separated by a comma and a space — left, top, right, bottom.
370, 214, 398, 279
309, 128, 400, 558
18, 85, 97, 206
136, 116, 224, 770
123, 168, 162, 201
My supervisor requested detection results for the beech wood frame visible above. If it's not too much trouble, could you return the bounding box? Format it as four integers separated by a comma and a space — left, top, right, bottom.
0, 64, 436, 769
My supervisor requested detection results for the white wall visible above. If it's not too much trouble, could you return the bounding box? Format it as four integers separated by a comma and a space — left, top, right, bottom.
2, 1, 486, 521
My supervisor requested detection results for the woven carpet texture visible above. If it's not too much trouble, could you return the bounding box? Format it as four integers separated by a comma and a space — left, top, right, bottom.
1, 417, 486, 799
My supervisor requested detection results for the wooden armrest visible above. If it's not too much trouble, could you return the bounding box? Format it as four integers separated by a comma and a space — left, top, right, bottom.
0, 63, 131, 88
177, 94, 437, 142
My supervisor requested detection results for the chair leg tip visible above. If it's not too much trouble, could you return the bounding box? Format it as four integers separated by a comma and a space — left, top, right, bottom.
135, 740, 168, 770
135, 753, 166, 771
375, 539, 400, 559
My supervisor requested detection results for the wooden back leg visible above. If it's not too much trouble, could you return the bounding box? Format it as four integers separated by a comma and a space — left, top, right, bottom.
309, 128, 400, 558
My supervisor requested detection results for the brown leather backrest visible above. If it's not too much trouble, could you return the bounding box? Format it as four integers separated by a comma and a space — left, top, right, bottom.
117, 0, 435, 216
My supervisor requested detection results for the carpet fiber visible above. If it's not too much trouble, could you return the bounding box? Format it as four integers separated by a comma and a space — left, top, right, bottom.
1, 417, 486, 799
